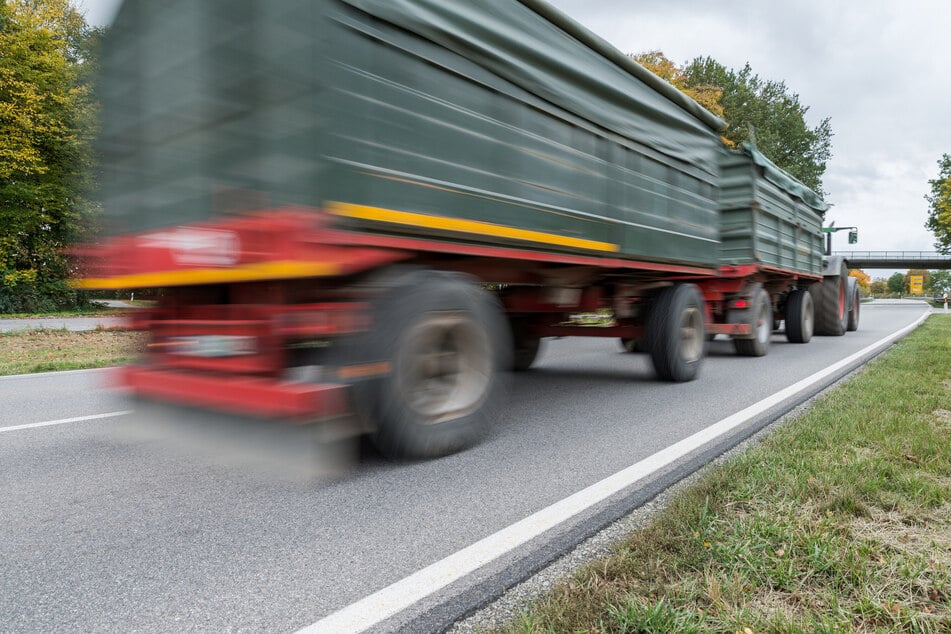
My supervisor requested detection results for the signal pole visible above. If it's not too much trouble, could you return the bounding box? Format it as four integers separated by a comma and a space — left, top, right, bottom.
822, 224, 859, 255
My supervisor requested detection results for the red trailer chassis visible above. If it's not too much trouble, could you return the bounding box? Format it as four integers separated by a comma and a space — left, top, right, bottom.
77, 207, 835, 456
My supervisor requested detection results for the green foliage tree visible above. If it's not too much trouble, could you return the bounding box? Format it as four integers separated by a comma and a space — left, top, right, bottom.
680, 57, 832, 195
0, 0, 101, 313
887, 272, 905, 295
924, 154, 951, 253
929, 270, 951, 296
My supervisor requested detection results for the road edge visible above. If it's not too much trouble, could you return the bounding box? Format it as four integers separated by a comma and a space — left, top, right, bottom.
300, 308, 932, 633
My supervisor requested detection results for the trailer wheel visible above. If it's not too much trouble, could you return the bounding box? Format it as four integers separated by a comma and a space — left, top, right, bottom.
647, 284, 705, 382
784, 289, 814, 344
357, 271, 508, 459
813, 262, 848, 336
733, 286, 771, 357
510, 319, 542, 371
846, 277, 860, 332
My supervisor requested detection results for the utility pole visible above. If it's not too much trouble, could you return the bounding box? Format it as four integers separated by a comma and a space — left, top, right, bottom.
822, 223, 858, 255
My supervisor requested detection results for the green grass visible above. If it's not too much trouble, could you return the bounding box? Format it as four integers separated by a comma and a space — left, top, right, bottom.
0, 328, 145, 375
505, 315, 951, 633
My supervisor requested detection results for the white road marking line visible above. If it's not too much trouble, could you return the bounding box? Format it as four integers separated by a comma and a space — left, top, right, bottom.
0, 411, 132, 434
299, 309, 931, 634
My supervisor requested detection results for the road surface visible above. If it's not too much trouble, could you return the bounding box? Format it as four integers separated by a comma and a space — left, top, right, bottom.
0, 316, 126, 332
0, 301, 931, 632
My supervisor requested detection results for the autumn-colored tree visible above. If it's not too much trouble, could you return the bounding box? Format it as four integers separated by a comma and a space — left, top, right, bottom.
632, 51, 724, 120
679, 57, 832, 195
849, 269, 871, 294
924, 154, 951, 253
0, 0, 101, 312
869, 278, 888, 297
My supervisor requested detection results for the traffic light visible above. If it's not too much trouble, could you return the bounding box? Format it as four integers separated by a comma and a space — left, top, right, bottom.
848, 229, 858, 244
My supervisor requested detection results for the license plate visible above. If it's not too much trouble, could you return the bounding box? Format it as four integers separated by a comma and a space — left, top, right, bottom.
168, 335, 257, 358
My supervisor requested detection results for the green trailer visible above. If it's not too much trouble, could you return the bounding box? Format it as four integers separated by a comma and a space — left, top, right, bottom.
81, 0, 854, 458
719, 142, 826, 275
96, 0, 724, 265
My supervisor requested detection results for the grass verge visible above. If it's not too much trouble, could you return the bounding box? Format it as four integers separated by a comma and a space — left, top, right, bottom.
506, 314, 951, 633
0, 328, 146, 375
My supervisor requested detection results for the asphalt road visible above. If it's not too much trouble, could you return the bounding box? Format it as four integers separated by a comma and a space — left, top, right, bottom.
0, 301, 931, 633
0, 301, 136, 332
0, 316, 126, 332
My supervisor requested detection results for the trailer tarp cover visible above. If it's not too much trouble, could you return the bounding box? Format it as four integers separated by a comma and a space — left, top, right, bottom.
341, 0, 727, 174
738, 141, 829, 213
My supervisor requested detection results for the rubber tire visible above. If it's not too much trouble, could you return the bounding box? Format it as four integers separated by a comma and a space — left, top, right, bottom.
356, 271, 509, 460
812, 262, 848, 336
846, 277, 860, 332
784, 289, 814, 344
733, 286, 771, 357
646, 284, 705, 382
510, 319, 542, 371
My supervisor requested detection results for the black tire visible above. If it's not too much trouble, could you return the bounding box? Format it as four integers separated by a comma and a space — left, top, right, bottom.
784, 288, 814, 344
510, 319, 542, 371
355, 271, 509, 459
646, 284, 705, 382
812, 262, 848, 336
733, 285, 771, 357
846, 278, 860, 332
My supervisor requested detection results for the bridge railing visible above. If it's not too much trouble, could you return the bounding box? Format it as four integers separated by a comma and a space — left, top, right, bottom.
832, 251, 951, 269
832, 251, 951, 261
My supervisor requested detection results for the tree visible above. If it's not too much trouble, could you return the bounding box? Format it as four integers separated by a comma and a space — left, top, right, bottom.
0, 0, 100, 312
930, 270, 951, 296
887, 272, 905, 295
849, 269, 871, 294
924, 154, 951, 253
632, 51, 724, 119
869, 278, 888, 297
680, 57, 833, 195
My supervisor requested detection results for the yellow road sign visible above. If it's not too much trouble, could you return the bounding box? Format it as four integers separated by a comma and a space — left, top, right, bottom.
910, 275, 924, 295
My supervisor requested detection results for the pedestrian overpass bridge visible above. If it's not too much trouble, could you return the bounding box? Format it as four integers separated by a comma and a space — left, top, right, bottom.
832, 251, 951, 269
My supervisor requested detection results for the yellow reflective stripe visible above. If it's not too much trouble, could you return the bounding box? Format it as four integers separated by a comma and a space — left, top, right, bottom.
73, 260, 340, 290
327, 201, 619, 253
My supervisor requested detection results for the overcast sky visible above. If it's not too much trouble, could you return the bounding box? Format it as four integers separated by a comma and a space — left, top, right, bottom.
78, 0, 951, 272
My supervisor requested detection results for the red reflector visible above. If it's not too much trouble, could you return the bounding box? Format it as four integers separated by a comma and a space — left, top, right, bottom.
733, 300, 748, 309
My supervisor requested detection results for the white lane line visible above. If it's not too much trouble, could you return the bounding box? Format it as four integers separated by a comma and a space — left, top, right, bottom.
300, 309, 931, 634
0, 411, 132, 434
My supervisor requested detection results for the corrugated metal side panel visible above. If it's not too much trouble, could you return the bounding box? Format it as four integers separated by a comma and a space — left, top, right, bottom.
99, 0, 329, 234
719, 152, 823, 275
322, 2, 720, 266
100, 0, 721, 268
